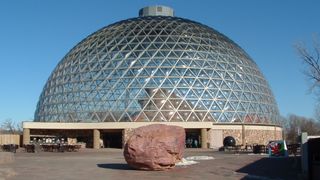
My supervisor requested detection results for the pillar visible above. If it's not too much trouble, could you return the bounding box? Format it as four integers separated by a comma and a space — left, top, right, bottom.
242, 124, 246, 145
201, 128, 208, 149
93, 129, 100, 149
122, 129, 128, 148
301, 132, 309, 178
23, 128, 30, 145
274, 125, 277, 140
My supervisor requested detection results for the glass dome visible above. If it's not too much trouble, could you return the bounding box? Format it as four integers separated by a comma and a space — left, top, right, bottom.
35, 14, 279, 124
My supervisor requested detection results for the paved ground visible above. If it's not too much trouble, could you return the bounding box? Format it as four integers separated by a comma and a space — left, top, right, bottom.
0, 149, 302, 180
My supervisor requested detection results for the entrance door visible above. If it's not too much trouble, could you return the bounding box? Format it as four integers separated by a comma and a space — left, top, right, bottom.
102, 131, 123, 148
185, 129, 201, 148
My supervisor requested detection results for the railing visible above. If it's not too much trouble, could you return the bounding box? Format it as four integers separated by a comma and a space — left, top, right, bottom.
23, 144, 81, 153
0, 144, 18, 153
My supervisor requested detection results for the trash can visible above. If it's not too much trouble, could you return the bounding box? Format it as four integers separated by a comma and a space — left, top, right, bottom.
253, 145, 261, 154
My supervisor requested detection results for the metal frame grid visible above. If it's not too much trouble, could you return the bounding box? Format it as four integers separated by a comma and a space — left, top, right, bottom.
35, 16, 279, 124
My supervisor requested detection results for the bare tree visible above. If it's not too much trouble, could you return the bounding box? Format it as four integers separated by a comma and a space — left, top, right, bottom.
295, 35, 320, 122
0, 119, 22, 134
295, 35, 320, 91
284, 114, 320, 143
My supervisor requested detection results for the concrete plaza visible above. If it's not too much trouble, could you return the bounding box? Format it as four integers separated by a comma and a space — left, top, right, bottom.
0, 149, 301, 180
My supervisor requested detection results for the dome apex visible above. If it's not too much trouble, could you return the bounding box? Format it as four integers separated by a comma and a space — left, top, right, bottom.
139, 5, 174, 17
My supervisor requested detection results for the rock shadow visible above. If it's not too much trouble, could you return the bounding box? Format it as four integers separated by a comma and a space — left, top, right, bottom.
97, 163, 134, 170
236, 156, 301, 180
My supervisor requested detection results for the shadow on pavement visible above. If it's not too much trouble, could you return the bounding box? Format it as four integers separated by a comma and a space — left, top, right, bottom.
97, 163, 134, 170
236, 156, 301, 180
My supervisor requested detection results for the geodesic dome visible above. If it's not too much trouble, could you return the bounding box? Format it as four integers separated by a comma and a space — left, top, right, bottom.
35, 7, 279, 124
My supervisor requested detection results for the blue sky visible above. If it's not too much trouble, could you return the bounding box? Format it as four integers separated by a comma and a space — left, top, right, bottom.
0, 0, 319, 124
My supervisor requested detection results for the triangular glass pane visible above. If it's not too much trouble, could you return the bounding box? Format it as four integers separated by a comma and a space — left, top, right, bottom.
188, 100, 198, 108
185, 69, 196, 77
154, 69, 165, 77
168, 58, 177, 66
193, 79, 203, 88
145, 78, 157, 88
244, 114, 254, 123
195, 101, 206, 110
171, 77, 181, 85
144, 100, 158, 111
185, 78, 195, 86
131, 112, 145, 122
221, 90, 231, 99
187, 90, 197, 99
195, 111, 206, 121
204, 113, 215, 122
194, 89, 204, 97
171, 88, 183, 99
202, 90, 212, 99
162, 110, 175, 121
127, 100, 141, 111
153, 112, 166, 122
162, 78, 174, 88
175, 60, 185, 67
119, 113, 131, 122
219, 114, 229, 122
153, 88, 167, 99
179, 111, 191, 121
144, 111, 157, 121
178, 79, 189, 87
210, 102, 220, 111
178, 99, 192, 110
207, 80, 217, 89
171, 99, 182, 108
169, 69, 179, 77
187, 112, 200, 122
161, 101, 174, 110
171, 112, 183, 122
162, 59, 171, 66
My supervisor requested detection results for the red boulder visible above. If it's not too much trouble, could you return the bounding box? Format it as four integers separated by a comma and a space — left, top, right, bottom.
123, 124, 185, 170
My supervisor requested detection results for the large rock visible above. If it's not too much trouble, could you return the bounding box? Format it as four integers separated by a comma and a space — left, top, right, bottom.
123, 124, 185, 170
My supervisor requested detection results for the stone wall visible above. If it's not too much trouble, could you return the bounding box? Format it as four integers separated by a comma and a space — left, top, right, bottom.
208, 126, 283, 148
122, 128, 134, 146
245, 130, 274, 145
222, 129, 242, 145
221, 128, 283, 145
275, 130, 283, 140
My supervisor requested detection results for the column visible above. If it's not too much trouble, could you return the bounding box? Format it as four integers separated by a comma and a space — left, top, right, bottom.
201, 128, 208, 149
93, 129, 100, 149
122, 129, 127, 148
23, 128, 30, 145
301, 132, 308, 178
242, 124, 246, 145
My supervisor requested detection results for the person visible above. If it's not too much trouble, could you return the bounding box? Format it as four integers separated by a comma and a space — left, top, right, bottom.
186, 138, 191, 148
99, 139, 104, 148
194, 139, 198, 148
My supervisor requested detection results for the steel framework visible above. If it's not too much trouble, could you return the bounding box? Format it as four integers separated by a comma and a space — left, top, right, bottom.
35, 16, 279, 124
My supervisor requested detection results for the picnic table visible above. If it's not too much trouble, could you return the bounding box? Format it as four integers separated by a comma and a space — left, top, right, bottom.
40, 144, 81, 152
1, 144, 18, 153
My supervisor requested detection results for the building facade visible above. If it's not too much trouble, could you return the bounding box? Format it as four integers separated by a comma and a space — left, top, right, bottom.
24, 6, 282, 149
